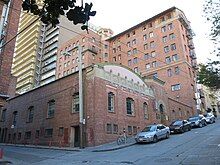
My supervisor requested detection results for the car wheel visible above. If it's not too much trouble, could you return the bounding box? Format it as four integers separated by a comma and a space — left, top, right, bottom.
199, 122, 203, 128
180, 128, 184, 133
166, 132, 170, 139
153, 135, 158, 143
213, 119, 216, 123
204, 122, 207, 126
188, 126, 191, 131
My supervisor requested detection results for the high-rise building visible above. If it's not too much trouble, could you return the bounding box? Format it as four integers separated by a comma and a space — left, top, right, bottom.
12, 11, 83, 94
107, 7, 198, 113
0, 0, 22, 107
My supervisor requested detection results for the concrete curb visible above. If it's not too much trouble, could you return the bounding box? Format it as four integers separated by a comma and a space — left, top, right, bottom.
91, 142, 136, 152
0, 143, 81, 152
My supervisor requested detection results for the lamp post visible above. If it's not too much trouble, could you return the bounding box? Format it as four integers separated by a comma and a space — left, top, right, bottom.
77, 45, 84, 149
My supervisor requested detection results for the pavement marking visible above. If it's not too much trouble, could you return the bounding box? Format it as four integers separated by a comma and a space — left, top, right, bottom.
194, 132, 198, 134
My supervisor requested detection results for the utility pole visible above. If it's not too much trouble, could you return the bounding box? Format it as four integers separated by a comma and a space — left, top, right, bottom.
78, 45, 84, 148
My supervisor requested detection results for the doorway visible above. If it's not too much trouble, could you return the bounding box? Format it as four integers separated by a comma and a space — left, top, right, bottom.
70, 126, 80, 147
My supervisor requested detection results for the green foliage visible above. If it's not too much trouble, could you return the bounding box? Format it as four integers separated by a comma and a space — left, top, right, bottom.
22, 0, 96, 30
198, 63, 220, 90
204, 0, 220, 56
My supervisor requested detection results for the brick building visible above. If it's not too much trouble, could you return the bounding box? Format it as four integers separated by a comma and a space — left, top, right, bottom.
0, 64, 192, 147
107, 7, 198, 114
56, 7, 198, 116
0, 0, 21, 108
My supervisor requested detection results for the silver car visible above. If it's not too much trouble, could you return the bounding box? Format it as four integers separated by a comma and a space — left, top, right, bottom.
135, 124, 170, 143
204, 113, 216, 124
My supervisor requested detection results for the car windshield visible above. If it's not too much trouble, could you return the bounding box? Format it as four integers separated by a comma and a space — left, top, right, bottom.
171, 120, 182, 126
142, 125, 156, 132
188, 117, 199, 121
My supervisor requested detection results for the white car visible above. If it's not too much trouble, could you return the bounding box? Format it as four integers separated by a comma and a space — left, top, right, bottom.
204, 113, 215, 124
135, 124, 170, 143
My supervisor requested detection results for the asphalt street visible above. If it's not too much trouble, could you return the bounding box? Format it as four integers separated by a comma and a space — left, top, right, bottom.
1, 119, 220, 165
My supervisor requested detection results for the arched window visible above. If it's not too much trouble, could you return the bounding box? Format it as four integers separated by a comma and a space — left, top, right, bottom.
108, 92, 115, 112
12, 111, 18, 126
143, 102, 149, 119
126, 98, 134, 115
27, 106, 34, 123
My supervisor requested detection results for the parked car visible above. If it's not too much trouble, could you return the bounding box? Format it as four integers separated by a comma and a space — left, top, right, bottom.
169, 120, 191, 133
188, 115, 207, 128
135, 124, 170, 143
204, 113, 215, 124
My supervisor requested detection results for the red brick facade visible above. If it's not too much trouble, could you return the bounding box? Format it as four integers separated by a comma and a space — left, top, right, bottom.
0, 0, 21, 107
0, 64, 192, 147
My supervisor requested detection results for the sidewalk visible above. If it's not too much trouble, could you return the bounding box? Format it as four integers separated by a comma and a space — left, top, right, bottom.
88, 136, 136, 152
0, 137, 136, 152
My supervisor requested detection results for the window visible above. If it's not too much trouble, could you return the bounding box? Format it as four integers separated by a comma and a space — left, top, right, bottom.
132, 39, 136, 45
143, 34, 147, 40
161, 26, 166, 32
160, 16, 165, 22
118, 54, 121, 60
133, 48, 137, 54
113, 56, 116, 62
168, 23, 173, 30
134, 67, 139, 73
188, 67, 192, 77
45, 128, 53, 137
151, 51, 156, 57
132, 30, 135, 35
153, 73, 158, 78
167, 69, 172, 77
133, 126, 137, 135
58, 127, 64, 136
126, 33, 130, 38
148, 22, 153, 28
175, 66, 180, 75
172, 54, 179, 61
104, 53, 108, 58
104, 44, 108, 49
127, 42, 131, 47
117, 46, 121, 51
35, 130, 40, 138
133, 57, 138, 64
171, 43, 176, 50
169, 33, 175, 39
12, 111, 18, 126
167, 13, 172, 19
162, 36, 167, 43
47, 100, 55, 118
128, 59, 132, 66
1, 109, 6, 121
128, 126, 132, 135
146, 63, 151, 70
113, 124, 118, 134
126, 98, 134, 115
152, 61, 157, 67
142, 26, 146, 31
113, 48, 116, 53
106, 123, 112, 134
25, 131, 31, 139
72, 93, 79, 112
144, 43, 148, 50
164, 46, 169, 53
127, 50, 131, 56
165, 56, 171, 64
149, 32, 154, 38
27, 106, 34, 123
144, 53, 150, 60
150, 41, 155, 48
108, 92, 115, 112
171, 84, 181, 91
143, 102, 149, 119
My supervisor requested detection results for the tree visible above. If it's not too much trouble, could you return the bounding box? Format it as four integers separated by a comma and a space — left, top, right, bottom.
197, 63, 220, 90
204, 0, 220, 57
22, 0, 96, 30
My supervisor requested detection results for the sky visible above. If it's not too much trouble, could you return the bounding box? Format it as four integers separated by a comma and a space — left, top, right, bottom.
84, 0, 217, 64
